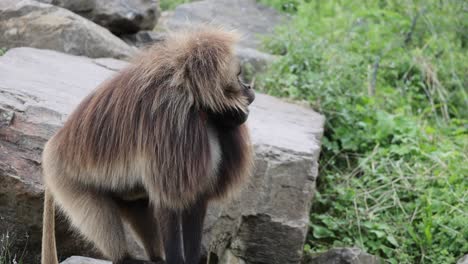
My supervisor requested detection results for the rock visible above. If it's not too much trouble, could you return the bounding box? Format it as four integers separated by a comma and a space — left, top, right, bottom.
235, 47, 277, 80
52, 0, 95, 12
0, 107, 14, 127
79, 0, 160, 35
60, 255, 167, 264
0, 0, 135, 59
0, 47, 324, 263
157, 0, 287, 49
305, 248, 381, 264
61, 256, 110, 264
38, 0, 95, 12
37, 0, 160, 34
458, 255, 468, 264
121, 30, 166, 47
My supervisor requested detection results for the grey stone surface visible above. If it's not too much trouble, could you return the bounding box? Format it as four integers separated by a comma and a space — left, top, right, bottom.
458, 255, 468, 264
61, 256, 110, 264
0, 48, 324, 263
38, 0, 96, 12
60, 255, 167, 264
0, 0, 136, 58
121, 30, 167, 47
80, 0, 160, 35
157, 0, 287, 49
305, 248, 381, 264
235, 47, 277, 78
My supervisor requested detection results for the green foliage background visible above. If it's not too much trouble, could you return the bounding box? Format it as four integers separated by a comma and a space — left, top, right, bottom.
0, 232, 24, 264
160, 0, 190, 10
257, 0, 467, 263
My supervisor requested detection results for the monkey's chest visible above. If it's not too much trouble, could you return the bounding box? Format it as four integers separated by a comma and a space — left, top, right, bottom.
111, 125, 221, 202
207, 124, 222, 178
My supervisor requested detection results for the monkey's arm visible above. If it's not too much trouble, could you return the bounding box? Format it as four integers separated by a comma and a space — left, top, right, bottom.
207, 108, 249, 129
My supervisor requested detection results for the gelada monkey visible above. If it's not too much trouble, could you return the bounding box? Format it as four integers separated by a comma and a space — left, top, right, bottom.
41, 27, 255, 264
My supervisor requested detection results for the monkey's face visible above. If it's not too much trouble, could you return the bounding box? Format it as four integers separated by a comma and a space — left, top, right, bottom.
230, 63, 255, 105
208, 64, 255, 129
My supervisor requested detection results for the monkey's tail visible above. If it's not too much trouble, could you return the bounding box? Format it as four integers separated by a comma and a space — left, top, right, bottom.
41, 188, 59, 264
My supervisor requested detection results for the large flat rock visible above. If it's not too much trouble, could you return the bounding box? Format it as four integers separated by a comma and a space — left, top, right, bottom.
0, 48, 324, 263
0, 0, 136, 58
61, 256, 110, 264
157, 0, 287, 49
78, 0, 160, 35
305, 248, 381, 264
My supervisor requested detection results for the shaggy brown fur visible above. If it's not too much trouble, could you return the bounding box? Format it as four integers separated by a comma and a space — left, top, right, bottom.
41, 26, 254, 264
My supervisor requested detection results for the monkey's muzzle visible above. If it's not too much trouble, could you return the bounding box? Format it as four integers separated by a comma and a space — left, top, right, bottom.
241, 82, 255, 106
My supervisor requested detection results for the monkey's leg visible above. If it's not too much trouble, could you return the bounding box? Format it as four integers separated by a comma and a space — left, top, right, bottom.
159, 208, 184, 264
118, 199, 164, 262
52, 182, 128, 262
181, 198, 208, 264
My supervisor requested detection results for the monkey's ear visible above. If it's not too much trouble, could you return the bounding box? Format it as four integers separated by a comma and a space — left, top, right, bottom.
151, 104, 211, 209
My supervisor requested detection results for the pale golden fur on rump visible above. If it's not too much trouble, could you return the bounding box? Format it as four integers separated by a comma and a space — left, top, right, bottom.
44, 27, 254, 209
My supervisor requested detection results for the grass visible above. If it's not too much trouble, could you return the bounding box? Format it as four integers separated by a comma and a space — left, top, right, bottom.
159, 0, 190, 11
257, 0, 467, 263
0, 232, 24, 264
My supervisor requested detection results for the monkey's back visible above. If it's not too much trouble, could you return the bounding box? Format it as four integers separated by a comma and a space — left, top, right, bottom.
43, 68, 156, 189
45, 66, 222, 208
42, 27, 254, 209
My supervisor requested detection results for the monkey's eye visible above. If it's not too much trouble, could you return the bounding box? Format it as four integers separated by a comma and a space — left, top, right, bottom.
237, 70, 246, 84
238, 75, 248, 88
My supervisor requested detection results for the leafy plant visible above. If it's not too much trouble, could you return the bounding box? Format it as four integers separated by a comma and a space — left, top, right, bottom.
0, 232, 25, 264
159, 0, 191, 11
258, 0, 467, 263
257, 0, 304, 13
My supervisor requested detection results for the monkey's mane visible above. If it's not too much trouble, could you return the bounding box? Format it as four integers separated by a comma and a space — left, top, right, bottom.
53, 26, 251, 208
133, 26, 245, 112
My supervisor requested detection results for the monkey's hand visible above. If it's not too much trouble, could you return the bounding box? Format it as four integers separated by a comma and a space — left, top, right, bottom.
208, 107, 249, 129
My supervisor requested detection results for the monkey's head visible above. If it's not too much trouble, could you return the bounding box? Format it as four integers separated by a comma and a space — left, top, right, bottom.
142, 26, 255, 129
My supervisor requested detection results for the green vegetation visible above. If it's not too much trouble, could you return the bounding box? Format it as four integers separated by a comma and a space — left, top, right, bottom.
258, 0, 302, 13
160, 0, 190, 10
0, 232, 23, 264
257, 0, 467, 263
